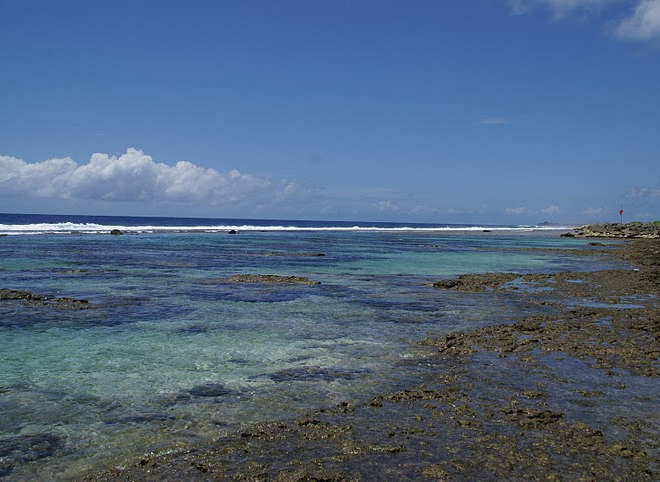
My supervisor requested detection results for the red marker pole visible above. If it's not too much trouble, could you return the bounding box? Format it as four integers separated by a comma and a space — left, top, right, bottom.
619, 209, 624, 223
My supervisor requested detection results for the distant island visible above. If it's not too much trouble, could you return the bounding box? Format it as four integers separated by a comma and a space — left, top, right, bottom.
536, 221, 562, 226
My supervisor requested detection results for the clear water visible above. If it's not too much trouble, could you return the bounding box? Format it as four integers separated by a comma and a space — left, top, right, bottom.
0, 218, 615, 480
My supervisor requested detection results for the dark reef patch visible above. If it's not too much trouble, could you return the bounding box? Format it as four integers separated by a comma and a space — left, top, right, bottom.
188, 383, 232, 398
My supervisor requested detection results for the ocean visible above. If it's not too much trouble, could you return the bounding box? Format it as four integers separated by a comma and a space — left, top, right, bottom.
0, 213, 616, 480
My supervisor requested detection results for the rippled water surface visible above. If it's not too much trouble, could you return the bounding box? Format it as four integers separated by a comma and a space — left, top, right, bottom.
0, 228, 618, 479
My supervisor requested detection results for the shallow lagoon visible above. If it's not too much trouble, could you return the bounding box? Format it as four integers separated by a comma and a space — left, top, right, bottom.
0, 227, 619, 479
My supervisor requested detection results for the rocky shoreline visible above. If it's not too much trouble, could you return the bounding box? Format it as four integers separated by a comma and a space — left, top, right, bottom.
81, 237, 660, 481
574, 222, 660, 239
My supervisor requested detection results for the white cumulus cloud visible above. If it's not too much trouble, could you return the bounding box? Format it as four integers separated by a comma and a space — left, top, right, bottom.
510, 0, 660, 43
615, 0, 660, 40
0, 148, 269, 206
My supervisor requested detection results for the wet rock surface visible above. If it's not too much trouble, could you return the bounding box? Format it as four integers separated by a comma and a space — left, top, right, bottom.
85, 240, 660, 481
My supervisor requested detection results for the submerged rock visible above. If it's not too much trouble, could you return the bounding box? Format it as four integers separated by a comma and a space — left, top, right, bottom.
265, 366, 368, 383
189, 383, 231, 397
0, 433, 63, 477
105, 412, 174, 424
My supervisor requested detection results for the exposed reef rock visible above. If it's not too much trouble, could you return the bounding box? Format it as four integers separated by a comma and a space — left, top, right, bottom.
575, 223, 660, 239
0, 288, 89, 308
226, 274, 321, 285
429, 273, 520, 292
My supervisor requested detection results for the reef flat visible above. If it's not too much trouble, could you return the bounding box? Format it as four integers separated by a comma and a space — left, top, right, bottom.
84, 237, 660, 481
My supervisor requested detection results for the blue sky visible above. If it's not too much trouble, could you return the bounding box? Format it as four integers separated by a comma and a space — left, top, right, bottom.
1, 0, 659, 224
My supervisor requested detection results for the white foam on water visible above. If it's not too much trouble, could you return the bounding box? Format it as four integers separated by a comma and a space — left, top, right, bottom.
0, 222, 574, 235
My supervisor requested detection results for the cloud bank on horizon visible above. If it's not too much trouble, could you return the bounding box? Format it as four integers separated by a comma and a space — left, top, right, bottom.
0, 149, 315, 218
0, 149, 268, 205
1, 148, 657, 223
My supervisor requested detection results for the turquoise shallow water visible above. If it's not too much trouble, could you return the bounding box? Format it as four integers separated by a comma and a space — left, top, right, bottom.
0, 224, 619, 479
